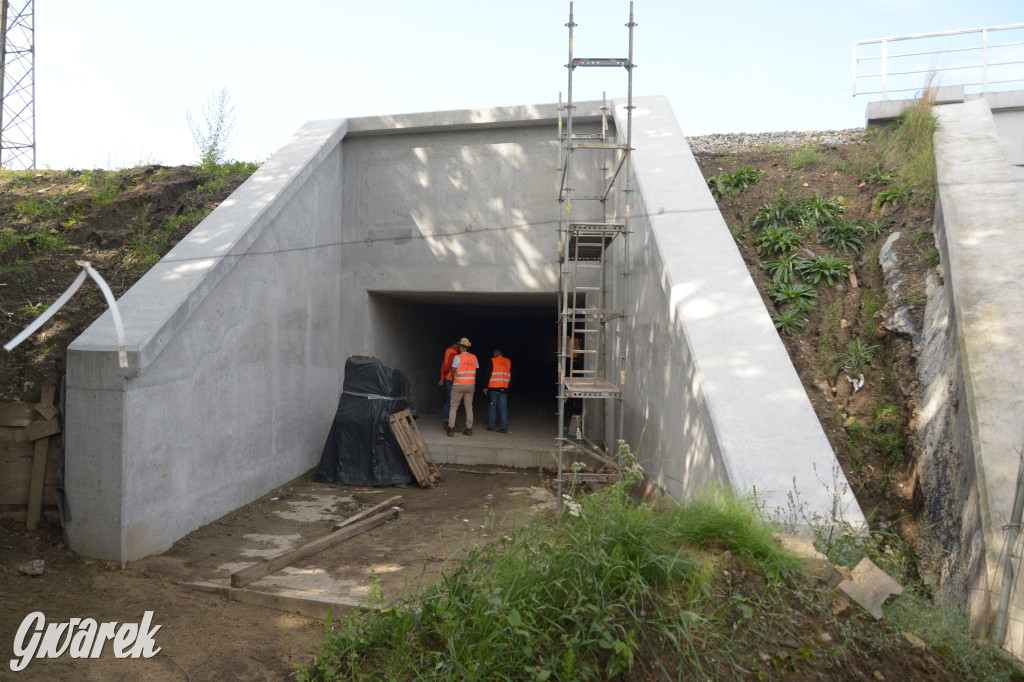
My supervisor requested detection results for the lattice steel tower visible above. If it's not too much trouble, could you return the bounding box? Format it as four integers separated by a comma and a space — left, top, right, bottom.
0, 0, 34, 170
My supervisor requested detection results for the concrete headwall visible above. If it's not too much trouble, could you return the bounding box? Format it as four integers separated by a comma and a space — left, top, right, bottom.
616, 97, 864, 525
65, 96, 863, 561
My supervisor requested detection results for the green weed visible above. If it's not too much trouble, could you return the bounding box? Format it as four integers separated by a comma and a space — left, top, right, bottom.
754, 226, 802, 257
750, 195, 802, 232
763, 253, 805, 285
768, 282, 818, 309
707, 166, 764, 199
796, 254, 850, 286
857, 218, 896, 239
189, 88, 237, 169
873, 184, 911, 212
817, 300, 845, 374
771, 307, 808, 335
819, 220, 865, 255
833, 338, 878, 373
798, 191, 846, 230
787, 145, 820, 170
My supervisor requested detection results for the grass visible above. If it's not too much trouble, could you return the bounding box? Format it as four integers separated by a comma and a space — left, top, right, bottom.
295, 461, 804, 681
788, 145, 820, 170
294, 444, 1022, 682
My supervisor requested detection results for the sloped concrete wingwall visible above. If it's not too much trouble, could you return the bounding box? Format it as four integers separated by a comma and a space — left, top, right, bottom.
612, 97, 864, 525
65, 121, 348, 562
928, 96, 1024, 654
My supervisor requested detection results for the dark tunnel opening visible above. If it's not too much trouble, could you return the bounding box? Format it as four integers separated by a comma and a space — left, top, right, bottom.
367, 292, 561, 434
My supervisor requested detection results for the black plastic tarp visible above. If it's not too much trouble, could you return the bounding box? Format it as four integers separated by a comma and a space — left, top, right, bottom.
313, 357, 414, 487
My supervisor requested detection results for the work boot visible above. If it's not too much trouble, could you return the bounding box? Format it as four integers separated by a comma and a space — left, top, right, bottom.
463, 428, 473, 436
497, 428, 507, 433
446, 427, 454, 437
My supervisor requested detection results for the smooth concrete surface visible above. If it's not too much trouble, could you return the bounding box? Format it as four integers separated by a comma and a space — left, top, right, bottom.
66, 120, 348, 562
66, 96, 864, 561
617, 97, 864, 526
932, 97, 1024, 654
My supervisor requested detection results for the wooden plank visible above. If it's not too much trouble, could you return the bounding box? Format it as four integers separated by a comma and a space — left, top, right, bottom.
34, 387, 58, 421
182, 581, 370, 620
231, 508, 399, 588
0, 403, 35, 428
25, 418, 61, 442
25, 436, 48, 531
406, 413, 441, 475
34, 404, 59, 422
388, 410, 438, 487
333, 495, 402, 530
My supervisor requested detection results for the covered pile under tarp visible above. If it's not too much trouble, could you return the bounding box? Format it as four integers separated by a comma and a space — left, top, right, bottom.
313, 357, 414, 487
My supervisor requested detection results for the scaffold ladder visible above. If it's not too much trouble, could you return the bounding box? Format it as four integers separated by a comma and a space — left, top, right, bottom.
556, 2, 635, 501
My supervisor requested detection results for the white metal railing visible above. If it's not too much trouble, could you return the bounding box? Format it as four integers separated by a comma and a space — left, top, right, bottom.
853, 24, 1024, 99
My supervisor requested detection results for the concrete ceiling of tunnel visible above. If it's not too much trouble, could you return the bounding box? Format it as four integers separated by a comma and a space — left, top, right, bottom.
370, 291, 557, 309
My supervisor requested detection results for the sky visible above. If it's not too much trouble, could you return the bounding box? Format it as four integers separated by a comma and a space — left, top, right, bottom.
33, 0, 1022, 170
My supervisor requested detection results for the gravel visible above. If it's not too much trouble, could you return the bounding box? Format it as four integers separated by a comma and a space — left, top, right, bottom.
686, 128, 866, 155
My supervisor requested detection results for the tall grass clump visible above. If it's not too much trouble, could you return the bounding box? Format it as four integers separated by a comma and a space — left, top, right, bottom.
295, 444, 801, 681
877, 82, 938, 194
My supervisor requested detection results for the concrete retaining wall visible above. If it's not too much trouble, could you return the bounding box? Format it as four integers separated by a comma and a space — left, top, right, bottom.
616, 97, 863, 525
65, 97, 863, 562
66, 121, 348, 562
926, 97, 1024, 653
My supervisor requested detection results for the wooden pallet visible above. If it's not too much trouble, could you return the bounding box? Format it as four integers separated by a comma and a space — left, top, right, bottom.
389, 409, 440, 487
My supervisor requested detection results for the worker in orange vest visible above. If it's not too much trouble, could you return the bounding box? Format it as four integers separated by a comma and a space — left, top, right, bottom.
483, 349, 511, 433
447, 338, 478, 437
438, 338, 462, 425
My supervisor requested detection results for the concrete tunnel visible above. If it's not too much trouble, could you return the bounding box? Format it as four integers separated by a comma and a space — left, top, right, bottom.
368, 291, 559, 422
64, 97, 862, 562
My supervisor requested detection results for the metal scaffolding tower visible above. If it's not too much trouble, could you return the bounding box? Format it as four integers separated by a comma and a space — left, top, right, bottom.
0, 0, 34, 170
556, 2, 635, 499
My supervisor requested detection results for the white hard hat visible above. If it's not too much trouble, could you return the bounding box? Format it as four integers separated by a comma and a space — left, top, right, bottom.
459, 337, 471, 347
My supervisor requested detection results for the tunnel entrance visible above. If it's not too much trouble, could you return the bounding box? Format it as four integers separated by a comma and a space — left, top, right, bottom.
367, 292, 560, 443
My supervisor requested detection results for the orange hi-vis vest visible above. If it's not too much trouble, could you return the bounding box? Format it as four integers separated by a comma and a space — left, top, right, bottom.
453, 353, 478, 384
441, 345, 458, 381
488, 356, 511, 389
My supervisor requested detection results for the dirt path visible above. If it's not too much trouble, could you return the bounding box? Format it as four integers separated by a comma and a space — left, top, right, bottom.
1, 465, 553, 680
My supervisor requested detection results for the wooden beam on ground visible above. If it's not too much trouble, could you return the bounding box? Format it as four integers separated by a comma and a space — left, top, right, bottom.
333, 495, 402, 530
182, 581, 371, 620
25, 436, 48, 531
231, 508, 399, 588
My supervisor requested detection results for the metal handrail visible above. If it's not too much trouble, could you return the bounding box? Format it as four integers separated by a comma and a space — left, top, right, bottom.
853, 23, 1024, 99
